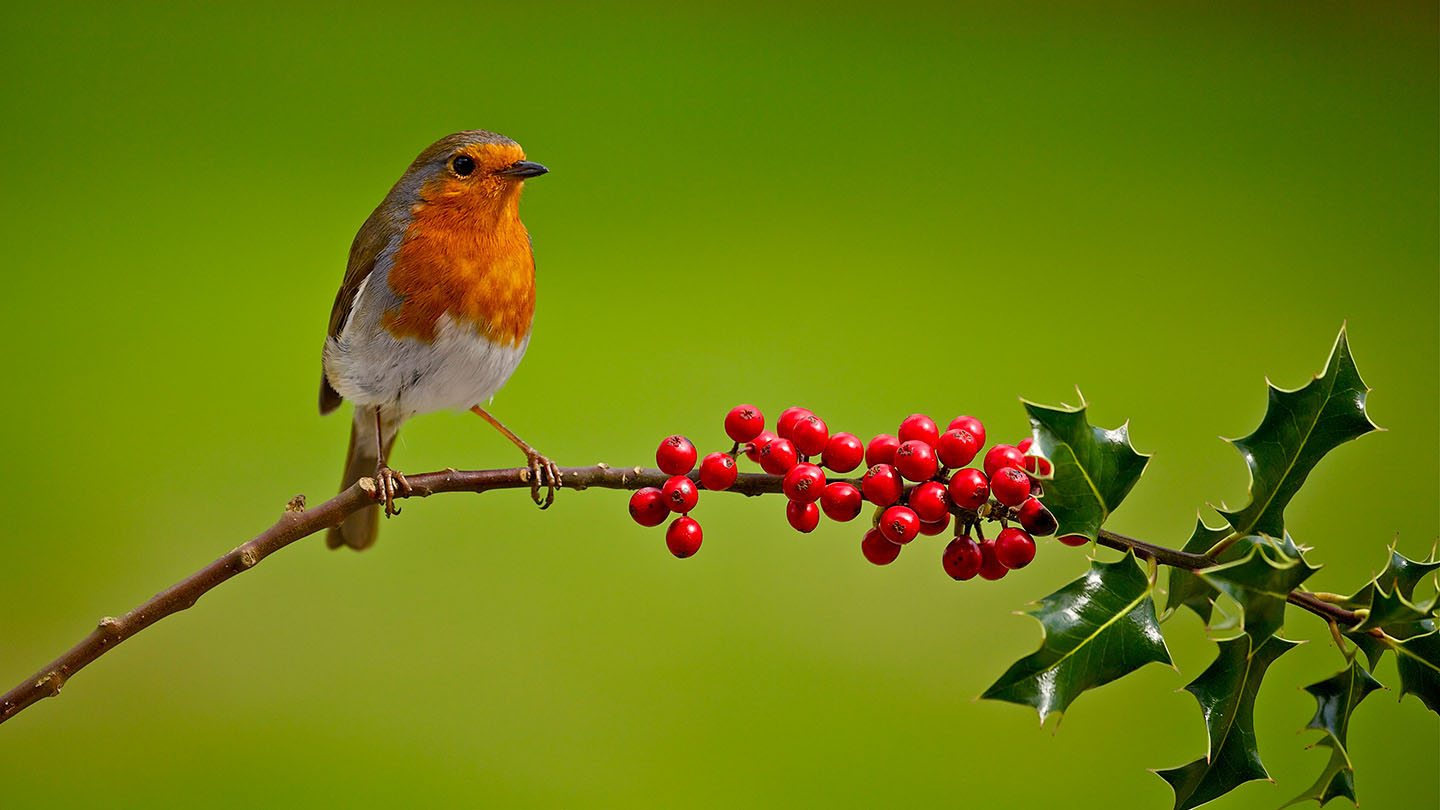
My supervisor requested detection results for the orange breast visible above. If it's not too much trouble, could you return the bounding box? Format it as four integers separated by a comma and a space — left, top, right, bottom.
381, 183, 535, 347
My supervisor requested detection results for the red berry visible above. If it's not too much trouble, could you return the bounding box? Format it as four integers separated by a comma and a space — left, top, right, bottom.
786, 500, 820, 533
782, 462, 826, 503
820, 481, 863, 521
947, 468, 990, 510
893, 440, 939, 482
918, 513, 951, 536
791, 414, 830, 457
865, 434, 900, 467
698, 452, 738, 491
898, 413, 939, 446
984, 444, 1026, 478
758, 437, 799, 475
1017, 497, 1057, 536
661, 475, 699, 513
948, 415, 986, 449
990, 466, 1030, 506
656, 435, 697, 475
994, 527, 1036, 569
628, 487, 669, 527
977, 541, 1009, 580
745, 430, 778, 463
861, 528, 902, 565
1016, 438, 1033, 454
1059, 534, 1091, 547
861, 464, 903, 506
724, 404, 765, 443
909, 481, 950, 523
666, 516, 703, 558
821, 432, 865, 473
776, 407, 813, 440
942, 536, 983, 580
879, 505, 920, 545
936, 428, 980, 468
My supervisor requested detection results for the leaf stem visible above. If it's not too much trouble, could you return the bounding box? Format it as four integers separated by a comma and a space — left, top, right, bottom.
1202, 531, 1246, 559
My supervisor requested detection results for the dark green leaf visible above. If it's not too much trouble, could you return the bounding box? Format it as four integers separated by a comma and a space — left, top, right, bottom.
1218, 327, 1379, 539
1351, 586, 1432, 636
1340, 569, 1438, 669
1341, 548, 1440, 611
1284, 660, 1382, 807
1373, 547, 1440, 602
1169, 529, 1311, 631
1284, 746, 1356, 809
1155, 635, 1300, 810
1201, 544, 1319, 642
1167, 518, 1232, 623
1336, 548, 1439, 667
1302, 660, 1382, 744
1023, 400, 1150, 542
1387, 631, 1440, 714
982, 553, 1171, 722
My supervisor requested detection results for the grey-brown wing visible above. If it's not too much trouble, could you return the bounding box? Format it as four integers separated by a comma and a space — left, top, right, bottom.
319, 210, 389, 415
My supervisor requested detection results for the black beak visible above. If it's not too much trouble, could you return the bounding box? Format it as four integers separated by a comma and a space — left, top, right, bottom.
497, 160, 549, 178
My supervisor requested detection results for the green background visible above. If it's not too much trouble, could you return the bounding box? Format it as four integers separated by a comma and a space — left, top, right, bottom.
1, 2, 1435, 807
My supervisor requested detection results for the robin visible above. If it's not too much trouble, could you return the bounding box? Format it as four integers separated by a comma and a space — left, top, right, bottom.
319, 130, 559, 551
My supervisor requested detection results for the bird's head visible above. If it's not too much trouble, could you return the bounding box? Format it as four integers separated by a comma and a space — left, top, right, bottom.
393, 130, 547, 218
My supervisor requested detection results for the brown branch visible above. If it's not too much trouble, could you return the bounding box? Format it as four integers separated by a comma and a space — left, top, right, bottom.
0, 462, 1362, 727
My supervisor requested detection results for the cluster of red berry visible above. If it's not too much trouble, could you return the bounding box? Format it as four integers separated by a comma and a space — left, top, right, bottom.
628, 405, 1069, 579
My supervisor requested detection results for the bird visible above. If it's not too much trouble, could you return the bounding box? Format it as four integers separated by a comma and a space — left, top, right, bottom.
319, 130, 559, 551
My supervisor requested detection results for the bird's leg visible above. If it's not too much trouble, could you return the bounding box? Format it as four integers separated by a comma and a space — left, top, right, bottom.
373, 407, 410, 517
469, 405, 559, 509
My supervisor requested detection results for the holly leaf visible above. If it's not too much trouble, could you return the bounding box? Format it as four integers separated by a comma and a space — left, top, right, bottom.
1350, 586, 1433, 636
982, 553, 1171, 722
1285, 746, 1357, 809
1218, 326, 1379, 539
1168, 528, 1310, 629
1167, 518, 1233, 623
1372, 547, 1440, 602
1155, 635, 1301, 810
1386, 631, 1440, 715
1284, 661, 1382, 807
1338, 551, 1440, 668
1023, 400, 1150, 542
1340, 547, 1440, 611
1201, 543, 1319, 642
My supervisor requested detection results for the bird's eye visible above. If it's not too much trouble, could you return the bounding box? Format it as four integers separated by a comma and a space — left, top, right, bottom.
451, 155, 476, 177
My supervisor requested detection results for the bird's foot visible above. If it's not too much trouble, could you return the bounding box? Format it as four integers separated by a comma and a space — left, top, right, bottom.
525, 451, 561, 509
374, 464, 412, 517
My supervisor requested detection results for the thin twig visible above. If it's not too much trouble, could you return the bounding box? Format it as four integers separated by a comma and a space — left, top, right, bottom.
0, 462, 1363, 726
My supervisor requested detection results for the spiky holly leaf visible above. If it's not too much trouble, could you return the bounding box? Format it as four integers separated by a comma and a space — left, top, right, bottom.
1338, 552, 1440, 668
1155, 635, 1300, 810
1340, 548, 1440, 612
1201, 543, 1319, 642
1372, 548, 1440, 602
1218, 327, 1378, 539
1284, 661, 1382, 807
1167, 518, 1232, 623
1285, 747, 1356, 809
982, 553, 1171, 722
1168, 530, 1309, 628
1387, 631, 1440, 714
1022, 400, 1150, 542
1351, 586, 1433, 636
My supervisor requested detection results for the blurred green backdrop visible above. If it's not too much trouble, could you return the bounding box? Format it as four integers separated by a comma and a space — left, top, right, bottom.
1, 2, 1435, 808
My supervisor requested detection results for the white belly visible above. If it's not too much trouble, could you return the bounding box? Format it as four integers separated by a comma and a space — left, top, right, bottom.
324, 280, 529, 418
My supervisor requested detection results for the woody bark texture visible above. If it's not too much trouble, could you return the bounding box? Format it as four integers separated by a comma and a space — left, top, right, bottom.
0, 462, 1361, 726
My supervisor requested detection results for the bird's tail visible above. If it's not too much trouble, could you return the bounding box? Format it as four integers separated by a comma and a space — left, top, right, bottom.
326, 409, 397, 551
